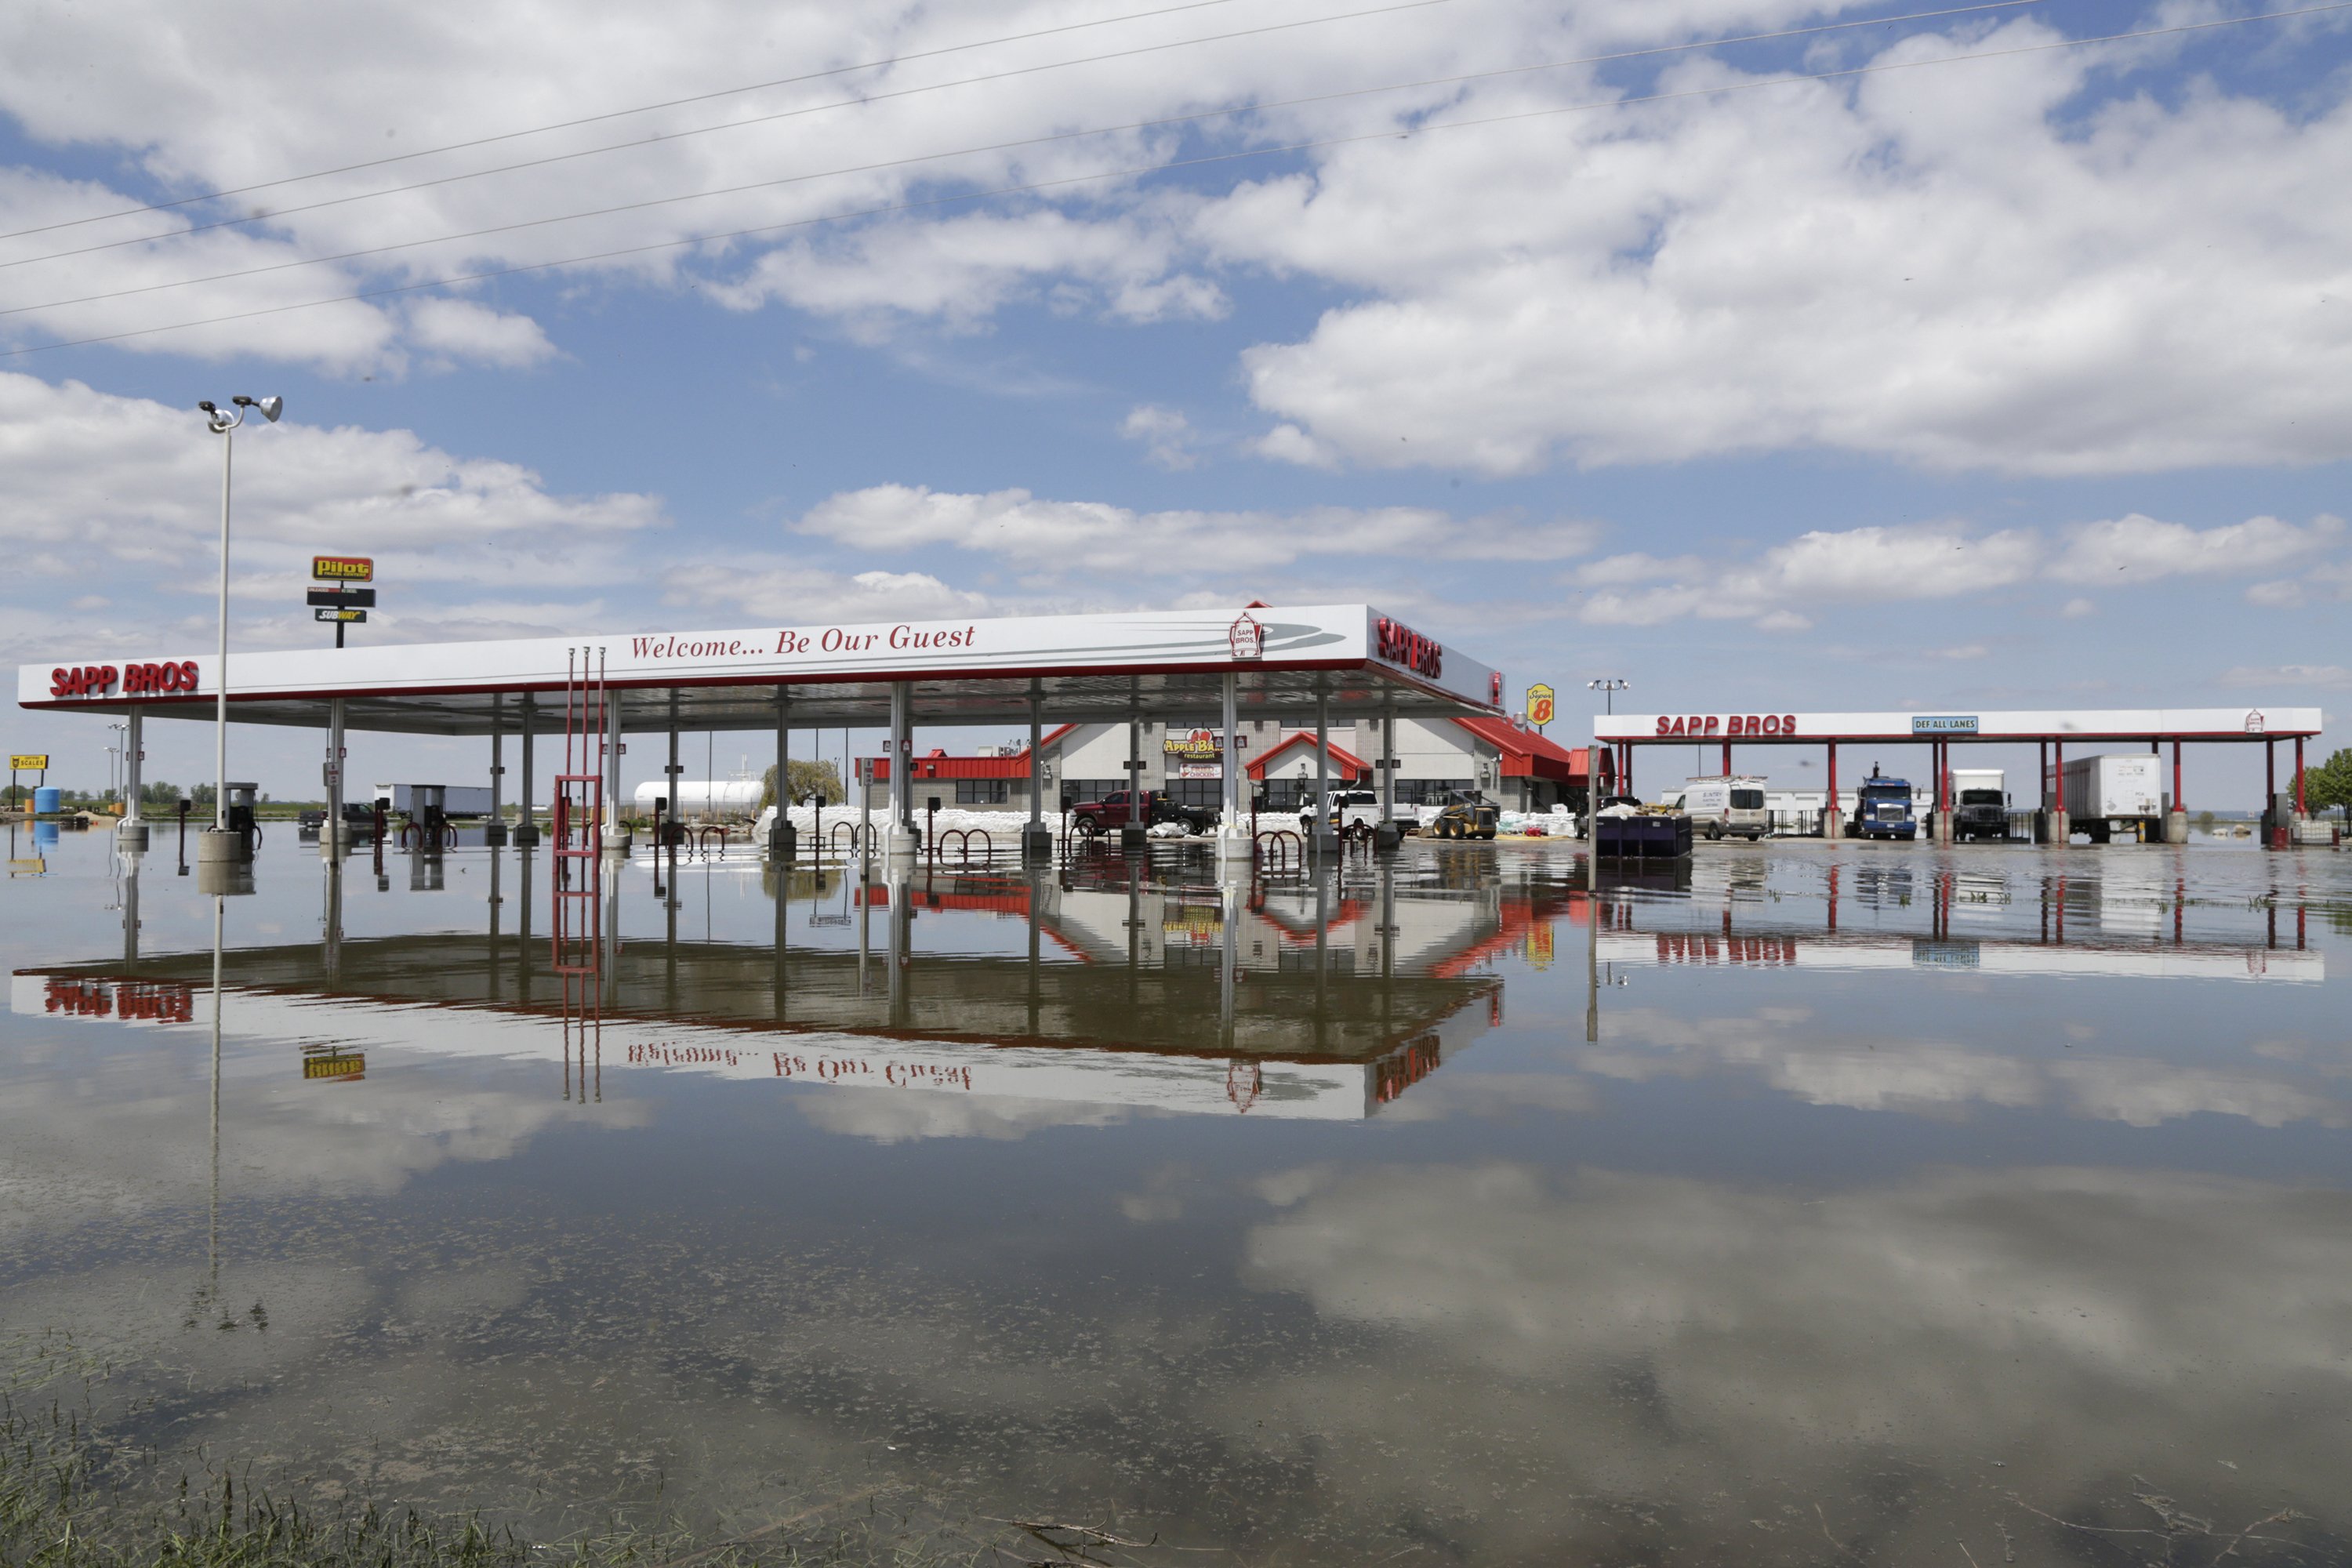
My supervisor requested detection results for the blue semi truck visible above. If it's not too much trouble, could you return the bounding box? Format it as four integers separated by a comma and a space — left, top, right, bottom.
1851, 770, 1918, 840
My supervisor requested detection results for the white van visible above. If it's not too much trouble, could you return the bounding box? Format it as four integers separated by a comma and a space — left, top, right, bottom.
1675, 775, 1769, 840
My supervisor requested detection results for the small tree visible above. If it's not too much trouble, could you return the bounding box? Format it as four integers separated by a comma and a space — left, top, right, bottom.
761, 760, 844, 811
2303, 747, 2352, 823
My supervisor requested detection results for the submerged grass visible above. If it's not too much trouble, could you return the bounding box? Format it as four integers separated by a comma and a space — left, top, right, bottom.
0, 1401, 1117, 1568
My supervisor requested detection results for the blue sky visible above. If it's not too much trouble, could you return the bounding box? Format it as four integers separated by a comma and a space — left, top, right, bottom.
2, 0, 2347, 802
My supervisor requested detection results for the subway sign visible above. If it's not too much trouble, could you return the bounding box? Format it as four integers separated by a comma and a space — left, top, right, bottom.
312, 555, 374, 582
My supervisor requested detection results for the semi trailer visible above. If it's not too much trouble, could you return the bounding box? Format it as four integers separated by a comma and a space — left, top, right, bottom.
372, 783, 495, 818
2056, 753, 2165, 843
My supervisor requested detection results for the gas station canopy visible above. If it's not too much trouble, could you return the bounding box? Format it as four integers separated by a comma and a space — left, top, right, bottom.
19, 604, 1501, 735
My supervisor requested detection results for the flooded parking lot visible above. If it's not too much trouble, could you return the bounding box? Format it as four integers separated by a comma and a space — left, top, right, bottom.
5, 825, 2349, 1564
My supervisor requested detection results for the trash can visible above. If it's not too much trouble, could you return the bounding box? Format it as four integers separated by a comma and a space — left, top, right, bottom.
32, 786, 61, 815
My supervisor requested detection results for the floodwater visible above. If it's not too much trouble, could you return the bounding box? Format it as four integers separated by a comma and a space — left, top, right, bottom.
5, 818, 2350, 1564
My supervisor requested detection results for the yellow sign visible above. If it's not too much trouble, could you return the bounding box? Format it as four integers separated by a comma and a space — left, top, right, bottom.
312, 555, 374, 582
303, 1051, 366, 1081
1526, 684, 1555, 728
9, 755, 48, 771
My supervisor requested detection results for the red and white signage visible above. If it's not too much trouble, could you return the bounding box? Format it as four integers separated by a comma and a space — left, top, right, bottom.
19, 604, 1505, 716
1653, 713, 1798, 737
1229, 612, 1264, 659
49, 661, 198, 699
1596, 708, 2325, 742
1375, 615, 1443, 678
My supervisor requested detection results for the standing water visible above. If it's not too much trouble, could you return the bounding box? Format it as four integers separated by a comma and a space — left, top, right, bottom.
3, 824, 2348, 1564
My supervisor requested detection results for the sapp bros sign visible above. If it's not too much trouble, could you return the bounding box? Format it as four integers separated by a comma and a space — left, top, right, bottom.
49, 661, 200, 699
1375, 616, 1442, 679
1653, 713, 1798, 738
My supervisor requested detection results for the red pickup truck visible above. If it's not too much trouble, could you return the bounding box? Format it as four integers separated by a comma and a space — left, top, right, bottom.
1066, 789, 1216, 837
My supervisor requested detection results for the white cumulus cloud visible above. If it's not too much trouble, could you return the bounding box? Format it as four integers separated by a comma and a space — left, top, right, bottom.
790, 484, 1599, 572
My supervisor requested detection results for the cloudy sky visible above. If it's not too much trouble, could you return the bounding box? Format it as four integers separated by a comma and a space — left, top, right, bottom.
2, 0, 2347, 796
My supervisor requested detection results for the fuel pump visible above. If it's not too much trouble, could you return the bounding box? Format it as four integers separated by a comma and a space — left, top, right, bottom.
222, 782, 260, 839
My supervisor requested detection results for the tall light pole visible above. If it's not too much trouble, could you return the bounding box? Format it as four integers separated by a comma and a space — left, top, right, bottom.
196, 395, 281, 837
1588, 677, 1629, 810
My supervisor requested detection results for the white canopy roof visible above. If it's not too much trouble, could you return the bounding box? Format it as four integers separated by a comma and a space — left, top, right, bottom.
1595, 707, 2322, 744
20, 603, 1501, 736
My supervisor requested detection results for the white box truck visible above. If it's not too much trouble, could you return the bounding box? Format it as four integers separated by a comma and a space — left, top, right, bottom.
1950, 768, 2009, 841
2056, 753, 2164, 843
1672, 775, 1769, 840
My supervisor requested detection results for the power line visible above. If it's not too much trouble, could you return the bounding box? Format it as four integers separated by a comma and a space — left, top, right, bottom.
0, 0, 2053, 317
0, 0, 1455, 272
0, 0, 1259, 246
4, 1, 2339, 361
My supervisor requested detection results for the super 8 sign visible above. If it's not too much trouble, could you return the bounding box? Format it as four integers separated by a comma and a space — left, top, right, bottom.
1526, 684, 1555, 726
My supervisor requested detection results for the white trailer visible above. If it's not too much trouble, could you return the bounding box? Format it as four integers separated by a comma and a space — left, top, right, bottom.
1676, 775, 1769, 840
372, 782, 495, 818
2055, 753, 2165, 843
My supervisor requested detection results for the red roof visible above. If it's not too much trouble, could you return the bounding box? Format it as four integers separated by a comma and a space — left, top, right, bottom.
1244, 731, 1371, 782
1450, 717, 1591, 783
868, 723, 1082, 782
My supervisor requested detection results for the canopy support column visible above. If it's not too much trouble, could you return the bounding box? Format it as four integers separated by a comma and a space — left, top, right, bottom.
1375, 706, 1401, 851
318, 700, 344, 857
664, 690, 681, 848
771, 688, 796, 862
118, 708, 149, 850
2166, 738, 2188, 844
1024, 681, 1051, 861
516, 694, 539, 846
1217, 672, 1250, 873
887, 681, 916, 862
486, 693, 508, 846
1824, 742, 1840, 839
1125, 706, 1145, 849
603, 682, 627, 853
1312, 687, 1335, 855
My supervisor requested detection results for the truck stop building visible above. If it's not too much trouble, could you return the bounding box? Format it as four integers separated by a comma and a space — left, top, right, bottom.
865, 713, 1591, 818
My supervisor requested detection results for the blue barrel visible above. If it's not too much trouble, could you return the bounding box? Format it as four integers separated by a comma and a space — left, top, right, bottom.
32, 786, 61, 815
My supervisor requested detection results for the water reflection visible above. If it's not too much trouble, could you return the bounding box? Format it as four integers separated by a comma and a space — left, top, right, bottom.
4, 835, 2349, 1563
24, 847, 1547, 1123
